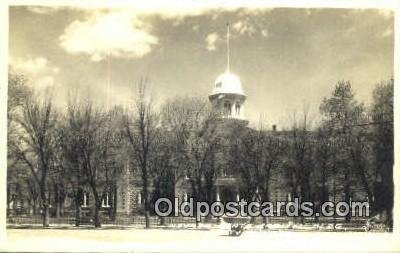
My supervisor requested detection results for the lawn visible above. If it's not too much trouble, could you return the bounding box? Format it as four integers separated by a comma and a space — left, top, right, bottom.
3, 227, 397, 252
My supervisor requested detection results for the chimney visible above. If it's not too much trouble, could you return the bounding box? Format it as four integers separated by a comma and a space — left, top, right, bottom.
272, 124, 277, 132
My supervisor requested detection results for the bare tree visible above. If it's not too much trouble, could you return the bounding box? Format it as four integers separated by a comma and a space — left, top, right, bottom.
232, 119, 285, 224
312, 128, 333, 213
159, 96, 221, 225
149, 130, 176, 225
103, 107, 125, 221
59, 112, 86, 226
184, 101, 219, 202
62, 101, 112, 227
7, 74, 32, 213
285, 107, 314, 204
157, 96, 206, 198
14, 95, 57, 227
123, 79, 158, 228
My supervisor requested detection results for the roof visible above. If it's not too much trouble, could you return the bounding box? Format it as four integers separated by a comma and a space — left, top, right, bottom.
210, 72, 246, 96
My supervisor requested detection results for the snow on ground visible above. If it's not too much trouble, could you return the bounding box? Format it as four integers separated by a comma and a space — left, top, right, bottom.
3, 227, 398, 252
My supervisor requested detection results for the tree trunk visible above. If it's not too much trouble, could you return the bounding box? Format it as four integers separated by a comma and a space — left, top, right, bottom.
333, 179, 337, 231
262, 191, 269, 225
142, 168, 150, 229
56, 201, 61, 219
112, 184, 117, 221
75, 196, 81, 227
43, 204, 50, 227
262, 216, 267, 225
344, 170, 351, 222
55, 184, 60, 218
92, 187, 101, 228
145, 209, 150, 228
40, 184, 50, 227
60, 197, 65, 217
7, 186, 11, 217
41, 198, 50, 227
33, 198, 37, 215
94, 203, 101, 228
144, 189, 150, 228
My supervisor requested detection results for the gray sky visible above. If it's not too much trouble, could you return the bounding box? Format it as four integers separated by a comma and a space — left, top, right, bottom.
9, 6, 394, 128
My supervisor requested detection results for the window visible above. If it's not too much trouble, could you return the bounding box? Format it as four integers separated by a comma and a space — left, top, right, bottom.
102, 192, 110, 207
82, 191, 89, 207
224, 101, 231, 115
121, 192, 126, 208
235, 103, 241, 115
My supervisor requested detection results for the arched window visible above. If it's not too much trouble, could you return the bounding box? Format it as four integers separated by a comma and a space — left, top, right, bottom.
235, 103, 241, 115
138, 192, 142, 205
102, 192, 110, 207
224, 101, 231, 115
82, 191, 89, 207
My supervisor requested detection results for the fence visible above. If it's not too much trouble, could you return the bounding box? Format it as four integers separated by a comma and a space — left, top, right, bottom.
7, 216, 76, 225
7, 215, 198, 227
7, 214, 368, 226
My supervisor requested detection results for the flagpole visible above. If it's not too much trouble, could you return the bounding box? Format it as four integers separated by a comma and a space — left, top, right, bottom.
226, 22, 230, 73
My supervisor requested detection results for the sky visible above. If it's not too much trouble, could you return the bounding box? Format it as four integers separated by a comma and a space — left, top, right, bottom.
8, 6, 394, 129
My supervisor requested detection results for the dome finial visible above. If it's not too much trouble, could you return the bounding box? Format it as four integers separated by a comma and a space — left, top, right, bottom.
226, 22, 230, 73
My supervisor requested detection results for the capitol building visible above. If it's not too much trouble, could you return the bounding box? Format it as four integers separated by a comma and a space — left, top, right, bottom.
117, 70, 252, 215
114, 26, 288, 216
7, 24, 368, 219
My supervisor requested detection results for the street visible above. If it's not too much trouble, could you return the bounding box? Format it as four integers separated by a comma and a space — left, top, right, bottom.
3, 228, 396, 252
